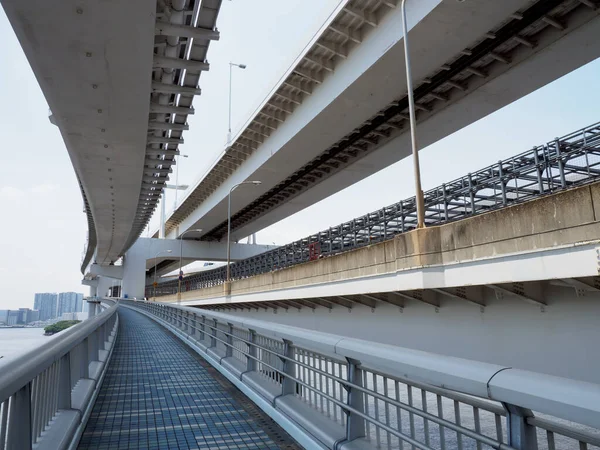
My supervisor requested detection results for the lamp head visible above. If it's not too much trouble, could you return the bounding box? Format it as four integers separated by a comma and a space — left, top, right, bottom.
250, 180, 261, 185
238, 64, 247, 69
166, 250, 172, 253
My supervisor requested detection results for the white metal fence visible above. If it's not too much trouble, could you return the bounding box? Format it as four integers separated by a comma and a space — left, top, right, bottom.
125, 300, 600, 450
0, 300, 119, 450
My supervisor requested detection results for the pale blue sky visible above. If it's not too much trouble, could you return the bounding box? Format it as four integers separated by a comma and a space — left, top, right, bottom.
1, 1, 599, 309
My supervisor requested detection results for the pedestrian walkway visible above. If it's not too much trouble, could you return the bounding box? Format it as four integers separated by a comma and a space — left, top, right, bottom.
79, 308, 297, 450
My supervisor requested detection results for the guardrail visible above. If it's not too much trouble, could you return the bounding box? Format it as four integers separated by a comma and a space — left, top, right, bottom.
0, 300, 119, 449
124, 300, 600, 450
150, 121, 600, 297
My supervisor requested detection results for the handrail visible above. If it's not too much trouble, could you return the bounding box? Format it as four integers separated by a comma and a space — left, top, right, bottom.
0, 300, 114, 401
0, 299, 119, 449
125, 300, 600, 449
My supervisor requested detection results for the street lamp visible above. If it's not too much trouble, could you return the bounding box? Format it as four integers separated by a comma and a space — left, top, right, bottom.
401, 0, 425, 228
228, 62, 247, 144
173, 154, 189, 210
153, 249, 172, 298
226, 181, 261, 286
178, 228, 203, 302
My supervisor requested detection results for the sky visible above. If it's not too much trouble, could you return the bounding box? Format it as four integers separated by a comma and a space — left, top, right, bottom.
1, 1, 600, 310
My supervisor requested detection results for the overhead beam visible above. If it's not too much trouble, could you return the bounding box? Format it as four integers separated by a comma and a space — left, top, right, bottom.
148, 121, 189, 131
149, 104, 194, 115
155, 21, 220, 41
151, 81, 202, 95
153, 55, 210, 71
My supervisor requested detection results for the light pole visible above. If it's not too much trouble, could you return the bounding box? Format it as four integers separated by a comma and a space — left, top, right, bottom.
401, 0, 425, 228
174, 154, 189, 210
177, 228, 202, 302
228, 62, 247, 144
153, 249, 172, 298
226, 181, 261, 288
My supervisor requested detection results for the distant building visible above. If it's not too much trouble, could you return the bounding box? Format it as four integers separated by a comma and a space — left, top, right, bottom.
34, 293, 58, 321
57, 292, 84, 316
27, 309, 40, 323
7, 311, 19, 325
0, 310, 8, 324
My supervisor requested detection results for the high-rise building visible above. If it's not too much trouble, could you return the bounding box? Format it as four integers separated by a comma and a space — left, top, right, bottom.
28, 309, 40, 323
34, 293, 58, 321
57, 292, 84, 316
0, 310, 8, 324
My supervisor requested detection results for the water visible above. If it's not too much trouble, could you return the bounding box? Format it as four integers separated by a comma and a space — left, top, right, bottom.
0, 328, 56, 363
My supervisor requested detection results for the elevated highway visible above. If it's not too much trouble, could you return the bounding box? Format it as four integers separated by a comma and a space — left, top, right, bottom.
165, 0, 600, 243
1, 0, 222, 272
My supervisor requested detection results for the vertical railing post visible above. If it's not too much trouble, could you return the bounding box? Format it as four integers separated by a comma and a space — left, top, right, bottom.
468, 173, 476, 214
399, 201, 405, 232
247, 330, 257, 372
190, 313, 196, 337
504, 404, 538, 450
210, 319, 217, 348
7, 383, 32, 449
532, 147, 544, 194
281, 340, 296, 396
200, 316, 206, 341
89, 330, 99, 363
345, 358, 366, 442
442, 183, 448, 221
555, 138, 566, 189
498, 161, 507, 206
81, 339, 89, 379
57, 354, 71, 410
226, 323, 233, 358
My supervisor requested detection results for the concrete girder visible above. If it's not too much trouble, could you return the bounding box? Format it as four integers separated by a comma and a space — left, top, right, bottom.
282, 78, 313, 95
343, 5, 377, 27
149, 104, 194, 115
559, 277, 600, 297
148, 121, 189, 131
391, 290, 440, 308
90, 264, 124, 280
81, 278, 99, 288
315, 40, 349, 58
328, 23, 361, 44
433, 286, 485, 308
151, 81, 201, 95
153, 55, 209, 71
487, 282, 546, 306
155, 21, 220, 41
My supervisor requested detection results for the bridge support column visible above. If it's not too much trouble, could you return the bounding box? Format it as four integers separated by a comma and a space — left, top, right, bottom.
122, 241, 148, 299
97, 277, 112, 298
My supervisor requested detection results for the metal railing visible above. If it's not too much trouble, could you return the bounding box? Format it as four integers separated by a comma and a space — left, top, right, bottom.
0, 300, 119, 449
125, 300, 600, 450
150, 121, 600, 296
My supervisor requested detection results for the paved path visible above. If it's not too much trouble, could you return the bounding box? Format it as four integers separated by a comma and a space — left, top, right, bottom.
79, 308, 295, 450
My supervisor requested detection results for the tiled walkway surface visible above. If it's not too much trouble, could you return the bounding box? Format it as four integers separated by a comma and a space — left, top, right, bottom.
79, 308, 292, 450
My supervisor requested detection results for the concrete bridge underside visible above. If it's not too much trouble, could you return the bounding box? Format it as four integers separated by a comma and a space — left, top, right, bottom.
154, 182, 600, 384
168, 0, 600, 243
